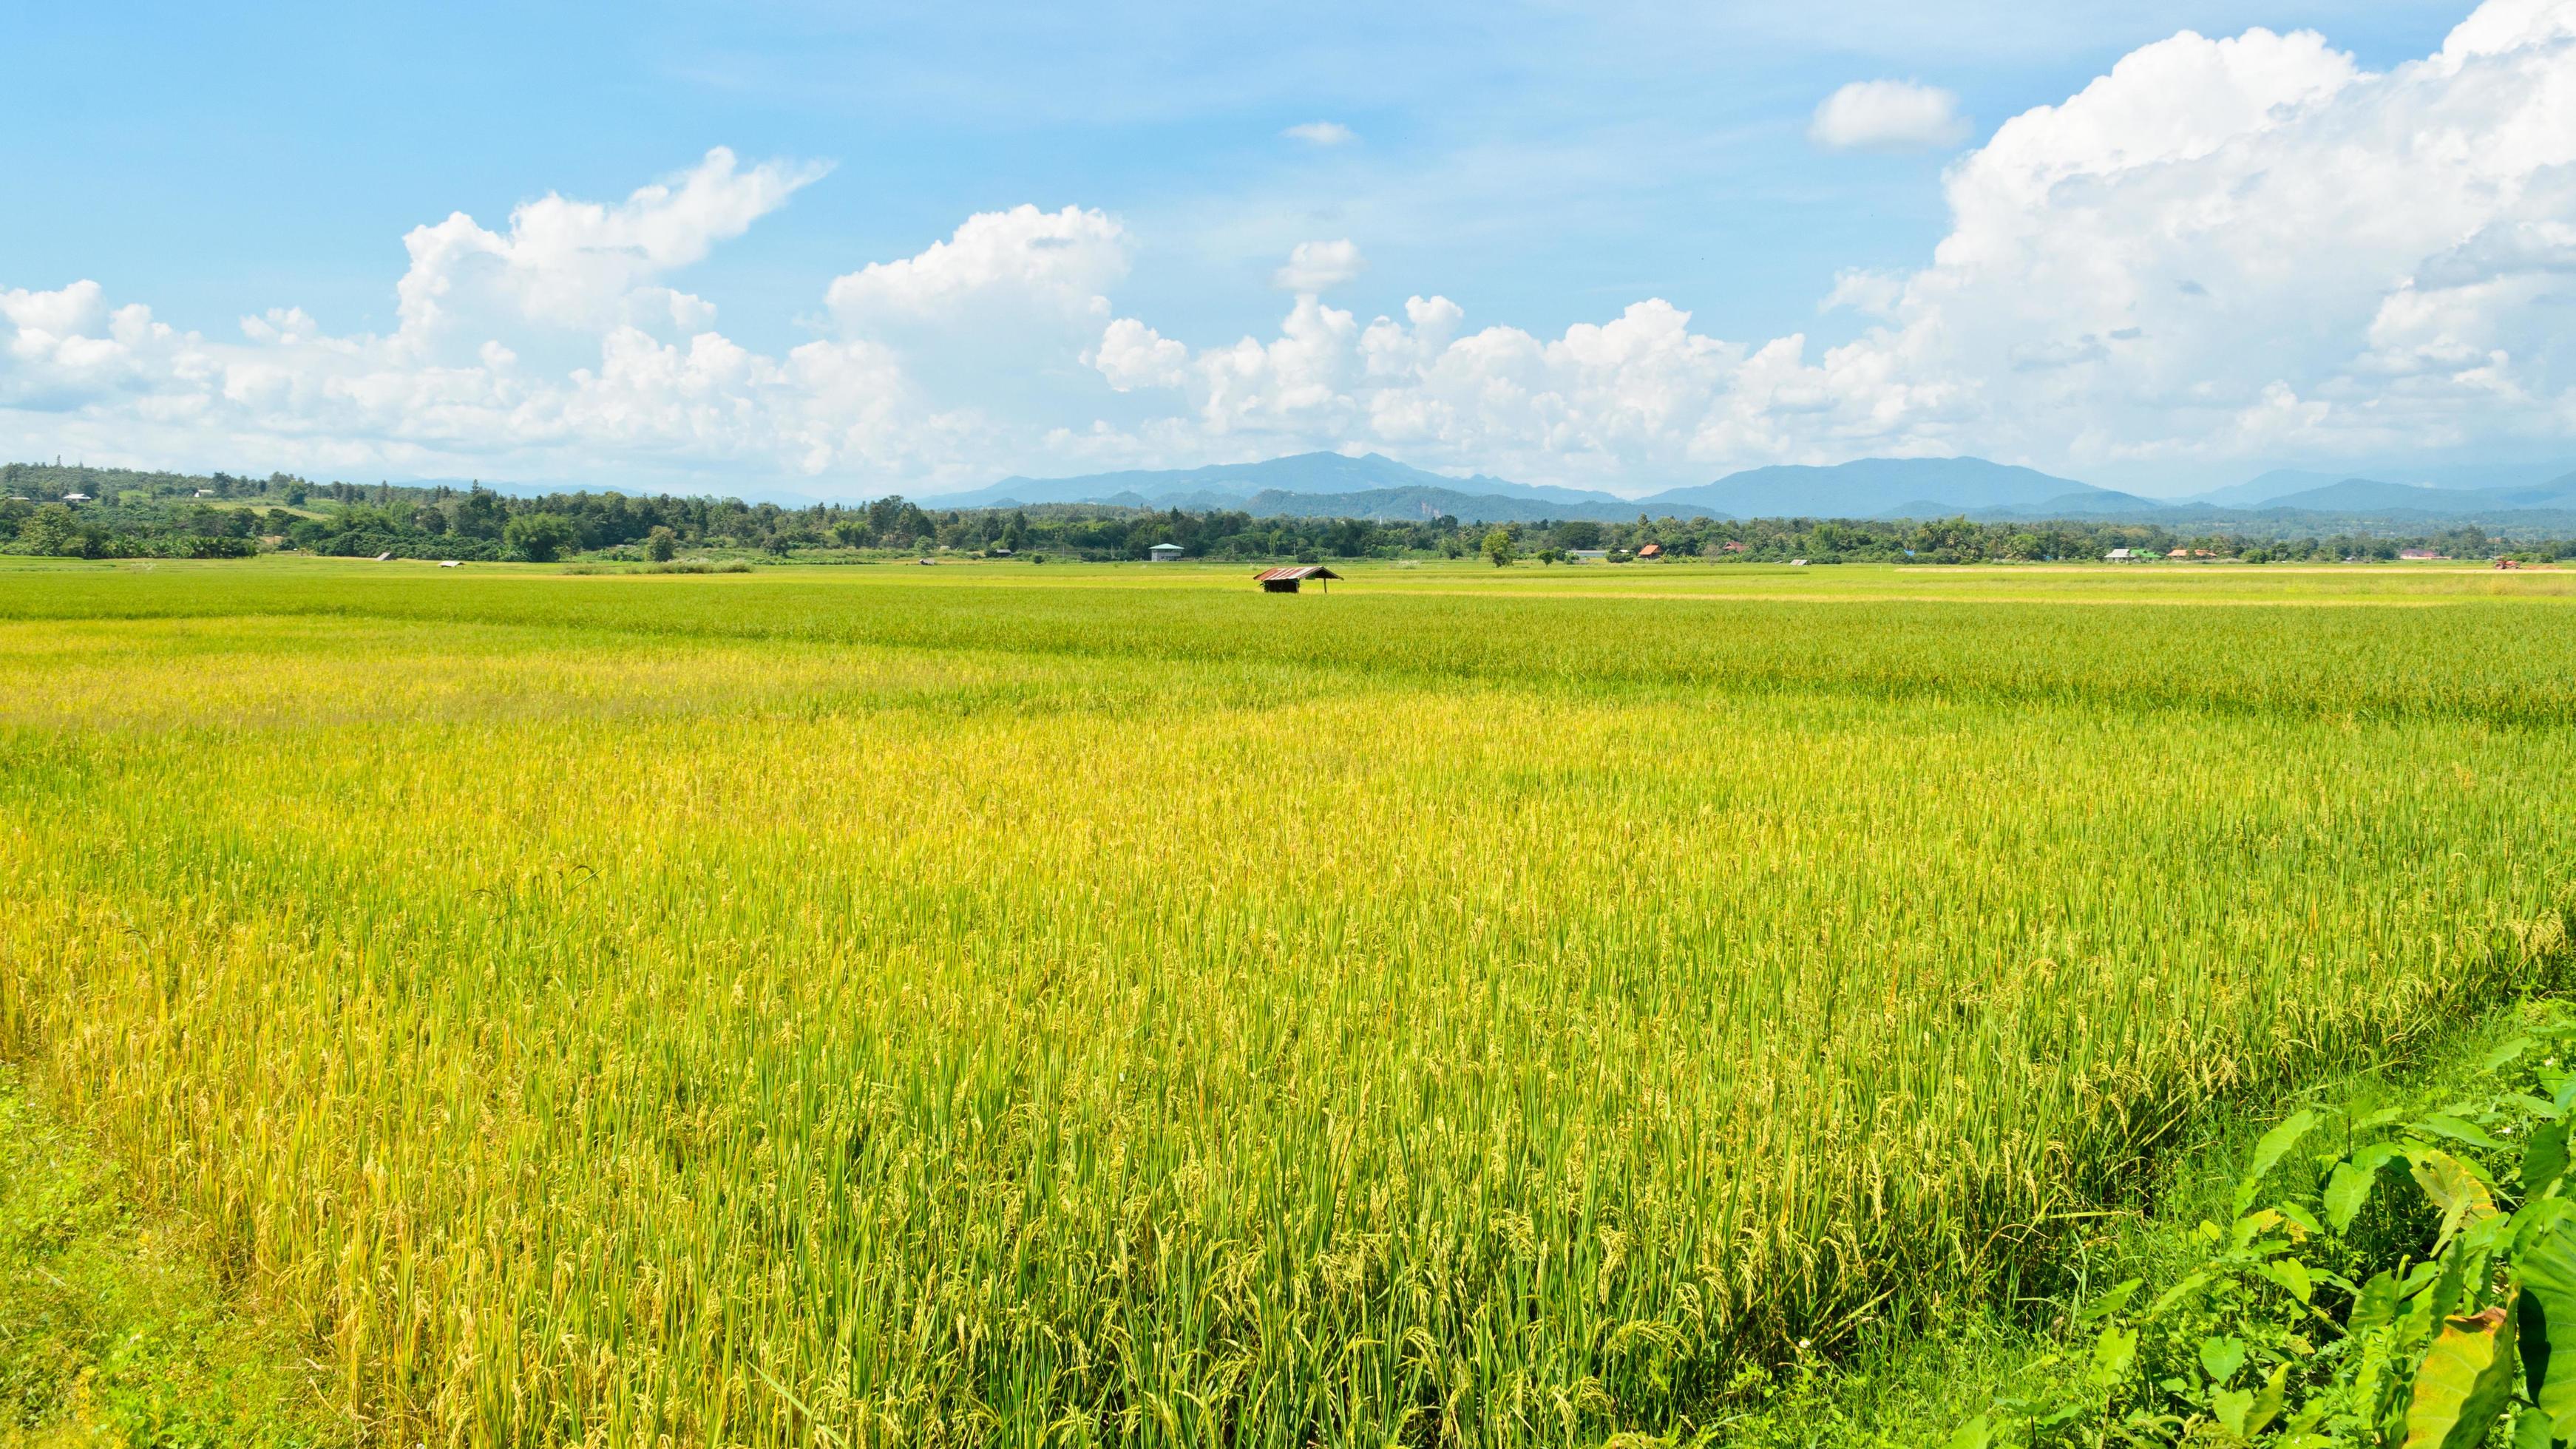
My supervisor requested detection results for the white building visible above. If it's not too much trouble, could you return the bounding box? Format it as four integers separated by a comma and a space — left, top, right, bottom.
1148, 543, 1184, 562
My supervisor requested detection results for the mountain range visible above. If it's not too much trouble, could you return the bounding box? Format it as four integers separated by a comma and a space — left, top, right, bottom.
940, 452, 1615, 512
1635, 458, 2142, 520
918, 451, 2576, 525
2217, 475, 2576, 516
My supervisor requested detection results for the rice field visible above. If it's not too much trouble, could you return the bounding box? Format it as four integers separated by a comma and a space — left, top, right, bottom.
5, 557, 2575, 1445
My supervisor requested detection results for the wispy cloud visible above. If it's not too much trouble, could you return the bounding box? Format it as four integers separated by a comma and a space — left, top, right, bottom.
1282, 121, 1358, 146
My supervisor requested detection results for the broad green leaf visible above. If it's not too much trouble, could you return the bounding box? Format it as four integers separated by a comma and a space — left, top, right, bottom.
2146, 1270, 2214, 1320
2235, 1207, 2297, 1250
2092, 1325, 2138, 1388
2419, 1114, 2506, 1150
2514, 1405, 2558, 1449
2247, 1362, 2290, 1436
2239, 1109, 2321, 1213
2201, 1334, 2248, 1385
2078, 1277, 2142, 1325
2529, 1119, 2572, 1198
2518, 1216, 2576, 1421
2400, 1258, 2470, 1361
2214, 1385, 2254, 1436
2486, 1036, 2538, 1073
1947, 1413, 1990, 1449
2413, 1149, 2500, 1252
2327, 1161, 2382, 1232
2404, 1303, 2520, 1449
2351, 1270, 2402, 1335
2425, 1255, 2470, 1333
2265, 1257, 2315, 1303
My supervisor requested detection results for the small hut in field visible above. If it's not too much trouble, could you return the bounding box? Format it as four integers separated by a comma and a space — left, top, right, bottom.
1255, 565, 1340, 594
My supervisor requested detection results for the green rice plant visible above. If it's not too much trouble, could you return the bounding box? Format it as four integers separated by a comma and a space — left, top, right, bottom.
3, 561, 2573, 1445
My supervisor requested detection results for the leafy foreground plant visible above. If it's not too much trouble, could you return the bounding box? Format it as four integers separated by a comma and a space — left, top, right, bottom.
1965, 1001, 2576, 1447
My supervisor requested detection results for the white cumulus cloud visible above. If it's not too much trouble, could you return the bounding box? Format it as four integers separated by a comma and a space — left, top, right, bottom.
824, 204, 1127, 333
1089, 318, 1192, 391
1272, 240, 1366, 293
1809, 80, 1971, 152
394, 146, 828, 351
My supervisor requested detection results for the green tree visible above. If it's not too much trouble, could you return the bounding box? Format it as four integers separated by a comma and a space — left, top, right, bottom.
1482, 529, 1518, 567
503, 512, 579, 563
645, 526, 678, 562
20, 504, 80, 557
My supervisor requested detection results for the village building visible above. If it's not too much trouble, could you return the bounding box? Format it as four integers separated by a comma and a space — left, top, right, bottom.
1148, 543, 1184, 562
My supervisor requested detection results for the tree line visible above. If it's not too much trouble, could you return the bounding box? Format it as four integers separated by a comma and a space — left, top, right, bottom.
3, 461, 2569, 565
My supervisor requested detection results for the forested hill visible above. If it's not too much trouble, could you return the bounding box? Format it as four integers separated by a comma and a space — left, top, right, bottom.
1, 461, 2567, 566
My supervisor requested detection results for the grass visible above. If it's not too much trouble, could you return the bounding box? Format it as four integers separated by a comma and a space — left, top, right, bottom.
0, 1065, 341, 1448
3, 558, 2573, 1445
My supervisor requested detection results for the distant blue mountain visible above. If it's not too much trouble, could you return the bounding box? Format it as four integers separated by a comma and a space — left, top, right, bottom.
2187, 469, 2347, 509
926, 449, 2576, 526
2184, 461, 2576, 508
1642, 457, 2117, 520
1214, 486, 1702, 524
929, 452, 1617, 511
1962, 489, 2172, 520
946, 452, 2123, 522
2259, 479, 2469, 512
2251, 475, 2576, 515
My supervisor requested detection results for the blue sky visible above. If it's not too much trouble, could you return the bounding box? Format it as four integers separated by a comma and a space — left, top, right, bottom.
7, 1, 2571, 498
